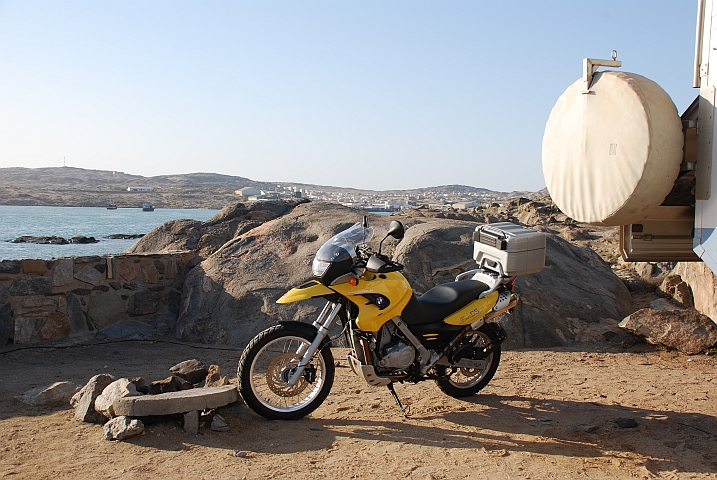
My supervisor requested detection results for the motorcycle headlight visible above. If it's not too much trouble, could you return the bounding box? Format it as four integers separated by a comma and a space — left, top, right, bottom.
312, 258, 330, 277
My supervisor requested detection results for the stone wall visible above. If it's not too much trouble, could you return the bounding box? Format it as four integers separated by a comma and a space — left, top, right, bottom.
0, 252, 197, 345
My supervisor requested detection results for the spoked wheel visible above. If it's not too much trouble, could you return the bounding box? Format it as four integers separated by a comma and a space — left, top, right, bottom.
238, 324, 335, 420
435, 323, 501, 398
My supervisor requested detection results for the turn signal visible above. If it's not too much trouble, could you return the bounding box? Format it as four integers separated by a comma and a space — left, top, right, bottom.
349, 277, 359, 286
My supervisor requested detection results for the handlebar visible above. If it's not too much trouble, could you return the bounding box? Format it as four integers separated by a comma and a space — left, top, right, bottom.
356, 245, 403, 272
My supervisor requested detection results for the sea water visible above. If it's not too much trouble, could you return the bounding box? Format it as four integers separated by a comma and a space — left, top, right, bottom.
0, 206, 219, 260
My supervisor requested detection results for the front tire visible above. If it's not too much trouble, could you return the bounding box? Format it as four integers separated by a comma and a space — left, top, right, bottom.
435, 323, 501, 398
238, 324, 335, 420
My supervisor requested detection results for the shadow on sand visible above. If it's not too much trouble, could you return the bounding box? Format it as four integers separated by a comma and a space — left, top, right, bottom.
128, 393, 717, 476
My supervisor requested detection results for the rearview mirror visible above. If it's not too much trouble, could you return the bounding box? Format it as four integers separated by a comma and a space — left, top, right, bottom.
387, 220, 404, 240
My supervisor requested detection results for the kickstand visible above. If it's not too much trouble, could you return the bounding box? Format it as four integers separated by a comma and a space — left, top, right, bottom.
387, 383, 410, 418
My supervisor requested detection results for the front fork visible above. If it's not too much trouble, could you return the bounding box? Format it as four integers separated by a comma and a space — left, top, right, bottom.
287, 301, 341, 387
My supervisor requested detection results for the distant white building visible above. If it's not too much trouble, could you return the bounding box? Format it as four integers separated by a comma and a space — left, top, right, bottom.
127, 187, 154, 192
452, 201, 479, 210
429, 203, 451, 211
235, 187, 261, 198
248, 191, 281, 201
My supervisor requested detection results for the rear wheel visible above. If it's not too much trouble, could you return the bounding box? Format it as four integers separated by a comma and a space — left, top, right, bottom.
435, 323, 501, 398
238, 324, 335, 420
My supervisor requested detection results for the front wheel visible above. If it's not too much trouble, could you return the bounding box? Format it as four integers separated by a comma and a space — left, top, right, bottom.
238, 324, 335, 420
435, 323, 501, 398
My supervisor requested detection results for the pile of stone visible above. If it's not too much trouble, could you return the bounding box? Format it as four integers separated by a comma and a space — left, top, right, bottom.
18, 358, 239, 442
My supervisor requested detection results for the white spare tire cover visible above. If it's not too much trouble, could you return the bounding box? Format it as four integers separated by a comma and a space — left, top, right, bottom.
542, 71, 683, 225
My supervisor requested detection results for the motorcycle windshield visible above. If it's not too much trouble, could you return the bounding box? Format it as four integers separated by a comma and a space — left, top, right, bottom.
313, 223, 374, 276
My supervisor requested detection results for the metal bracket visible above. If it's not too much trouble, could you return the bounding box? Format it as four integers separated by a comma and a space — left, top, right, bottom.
583, 51, 622, 93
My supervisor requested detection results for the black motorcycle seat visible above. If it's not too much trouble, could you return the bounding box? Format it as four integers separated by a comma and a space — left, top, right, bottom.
401, 280, 491, 326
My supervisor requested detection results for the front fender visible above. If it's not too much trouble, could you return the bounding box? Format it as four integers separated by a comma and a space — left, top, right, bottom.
278, 321, 333, 348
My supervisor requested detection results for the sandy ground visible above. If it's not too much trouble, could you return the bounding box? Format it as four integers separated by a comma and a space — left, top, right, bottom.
1, 339, 716, 480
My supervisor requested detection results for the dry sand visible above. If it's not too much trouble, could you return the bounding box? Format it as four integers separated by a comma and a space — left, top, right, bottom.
1, 339, 717, 479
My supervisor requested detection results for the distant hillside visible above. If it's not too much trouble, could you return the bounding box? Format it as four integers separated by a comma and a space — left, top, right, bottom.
0, 167, 270, 190
0, 167, 546, 209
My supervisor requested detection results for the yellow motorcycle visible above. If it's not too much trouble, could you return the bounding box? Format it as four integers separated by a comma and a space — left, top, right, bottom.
238, 218, 544, 420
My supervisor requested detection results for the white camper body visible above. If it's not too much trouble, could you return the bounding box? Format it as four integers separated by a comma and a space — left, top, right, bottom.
543, 0, 717, 275
693, 0, 717, 272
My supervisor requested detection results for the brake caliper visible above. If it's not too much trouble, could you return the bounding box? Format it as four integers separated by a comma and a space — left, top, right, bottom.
303, 364, 317, 384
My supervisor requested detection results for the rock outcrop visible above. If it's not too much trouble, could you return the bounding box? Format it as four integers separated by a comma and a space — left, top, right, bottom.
125, 199, 308, 257
176, 202, 402, 345
670, 262, 717, 323
176, 201, 632, 349
619, 308, 717, 354
10, 236, 69, 245
658, 275, 694, 308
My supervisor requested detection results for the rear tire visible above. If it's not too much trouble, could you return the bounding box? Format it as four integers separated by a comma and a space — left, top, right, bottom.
435, 323, 501, 398
238, 324, 335, 420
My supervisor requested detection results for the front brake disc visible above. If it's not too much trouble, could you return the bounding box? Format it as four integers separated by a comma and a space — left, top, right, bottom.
265, 353, 309, 397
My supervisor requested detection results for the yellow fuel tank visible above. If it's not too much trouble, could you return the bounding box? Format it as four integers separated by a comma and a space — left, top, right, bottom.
331, 271, 413, 332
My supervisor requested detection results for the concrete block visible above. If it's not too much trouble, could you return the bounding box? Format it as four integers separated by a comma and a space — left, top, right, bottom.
184, 410, 199, 434
112, 385, 238, 417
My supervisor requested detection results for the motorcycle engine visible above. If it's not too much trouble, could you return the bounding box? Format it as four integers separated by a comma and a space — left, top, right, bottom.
378, 343, 415, 370
375, 323, 416, 370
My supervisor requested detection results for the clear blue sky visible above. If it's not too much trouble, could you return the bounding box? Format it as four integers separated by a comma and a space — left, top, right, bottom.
0, 1, 697, 192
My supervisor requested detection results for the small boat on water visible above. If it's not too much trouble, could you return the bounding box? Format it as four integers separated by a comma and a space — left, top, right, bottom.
142, 203, 155, 212
106, 203, 118, 210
